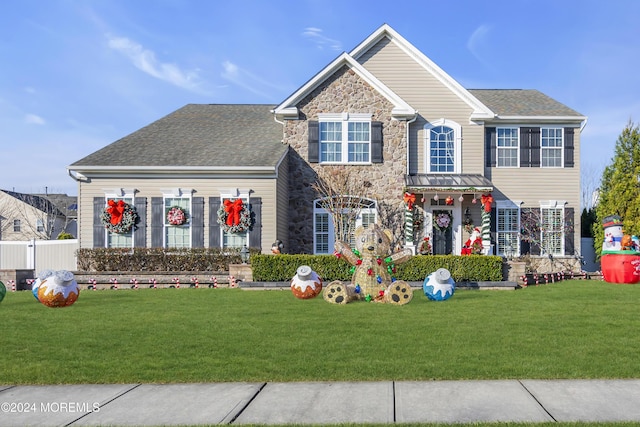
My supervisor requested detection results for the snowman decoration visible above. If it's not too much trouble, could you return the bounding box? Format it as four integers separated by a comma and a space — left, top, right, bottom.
602, 215, 624, 252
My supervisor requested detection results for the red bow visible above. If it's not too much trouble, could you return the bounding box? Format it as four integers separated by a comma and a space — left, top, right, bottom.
403, 192, 416, 210
481, 193, 494, 213
224, 199, 244, 226
107, 199, 126, 225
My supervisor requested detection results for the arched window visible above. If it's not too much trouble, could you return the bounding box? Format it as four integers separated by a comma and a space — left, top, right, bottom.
313, 197, 377, 254
425, 119, 462, 173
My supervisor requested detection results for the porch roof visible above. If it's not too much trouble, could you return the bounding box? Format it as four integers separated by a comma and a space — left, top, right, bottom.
405, 174, 494, 192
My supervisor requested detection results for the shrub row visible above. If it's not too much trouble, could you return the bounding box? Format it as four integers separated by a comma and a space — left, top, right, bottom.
75, 247, 254, 272
251, 254, 504, 282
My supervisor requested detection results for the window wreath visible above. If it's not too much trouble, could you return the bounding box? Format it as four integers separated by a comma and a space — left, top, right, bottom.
433, 212, 452, 232
100, 199, 139, 234
166, 206, 187, 226
217, 199, 252, 233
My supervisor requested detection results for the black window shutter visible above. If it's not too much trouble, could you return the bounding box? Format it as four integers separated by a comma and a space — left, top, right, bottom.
520, 128, 531, 167
371, 121, 383, 163
520, 208, 540, 255
564, 128, 575, 168
308, 121, 319, 163
134, 197, 146, 247
209, 198, 221, 248
529, 127, 541, 167
191, 197, 204, 248
151, 197, 164, 248
93, 197, 105, 248
249, 197, 262, 250
564, 207, 575, 255
485, 127, 496, 167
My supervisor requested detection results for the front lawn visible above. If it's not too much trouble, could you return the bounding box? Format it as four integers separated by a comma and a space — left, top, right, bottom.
1, 281, 639, 385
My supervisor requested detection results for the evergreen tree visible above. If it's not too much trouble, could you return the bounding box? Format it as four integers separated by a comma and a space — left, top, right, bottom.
594, 121, 640, 256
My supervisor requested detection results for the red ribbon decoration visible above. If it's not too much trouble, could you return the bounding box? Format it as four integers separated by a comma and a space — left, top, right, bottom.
481, 193, 494, 213
107, 199, 126, 225
403, 192, 416, 210
224, 199, 244, 226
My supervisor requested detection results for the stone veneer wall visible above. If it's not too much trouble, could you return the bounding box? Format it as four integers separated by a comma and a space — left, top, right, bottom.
284, 66, 408, 254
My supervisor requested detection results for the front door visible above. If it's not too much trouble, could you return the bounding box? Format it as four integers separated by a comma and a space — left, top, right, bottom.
432, 209, 453, 255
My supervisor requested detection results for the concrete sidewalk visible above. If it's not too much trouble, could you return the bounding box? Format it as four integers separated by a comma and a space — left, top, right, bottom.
2, 379, 640, 426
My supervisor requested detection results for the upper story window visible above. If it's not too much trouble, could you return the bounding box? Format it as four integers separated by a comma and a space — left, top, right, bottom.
36, 219, 45, 232
13, 219, 21, 232
319, 113, 371, 164
497, 128, 519, 167
541, 128, 563, 167
164, 194, 191, 248
425, 119, 462, 173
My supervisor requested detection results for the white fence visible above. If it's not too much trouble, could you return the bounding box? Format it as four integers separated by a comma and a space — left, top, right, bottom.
0, 239, 78, 272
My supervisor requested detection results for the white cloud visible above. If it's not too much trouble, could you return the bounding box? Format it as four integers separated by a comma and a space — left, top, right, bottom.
302, 27, 342, 51
107, 34, 207, 94
24, 113, 45, 125
221, 60, 285, 99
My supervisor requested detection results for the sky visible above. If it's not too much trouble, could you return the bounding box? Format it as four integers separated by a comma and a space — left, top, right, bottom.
1, 0, 639, 197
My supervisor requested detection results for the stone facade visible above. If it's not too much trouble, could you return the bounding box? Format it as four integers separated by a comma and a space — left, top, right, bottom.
284, 66, 408, 254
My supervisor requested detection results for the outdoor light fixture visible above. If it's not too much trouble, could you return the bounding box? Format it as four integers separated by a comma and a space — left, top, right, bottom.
464, 208, 471, 223
240, 245, 250, 264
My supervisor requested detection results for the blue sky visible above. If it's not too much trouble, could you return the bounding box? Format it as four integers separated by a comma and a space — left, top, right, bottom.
1, 0, 639, 196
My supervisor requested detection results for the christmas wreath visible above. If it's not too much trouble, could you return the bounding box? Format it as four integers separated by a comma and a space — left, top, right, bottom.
217, 199, 252, 233
100, 199, 138, 234
433, 212, 452, 231
166, 206, 187, 226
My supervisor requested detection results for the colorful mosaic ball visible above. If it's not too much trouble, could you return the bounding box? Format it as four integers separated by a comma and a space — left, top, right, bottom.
31, 269, 55, 301
0, 281, 6, 304
291, 265, 322, 299
37, 270, 80, 308
423, 268, 455, 301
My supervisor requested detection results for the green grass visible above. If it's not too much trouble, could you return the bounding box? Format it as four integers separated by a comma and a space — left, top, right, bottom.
1, 280, 640, 385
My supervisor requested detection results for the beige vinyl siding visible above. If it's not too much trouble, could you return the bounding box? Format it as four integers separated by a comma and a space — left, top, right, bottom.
78, 176, 279, 252
357, 37, 484, 175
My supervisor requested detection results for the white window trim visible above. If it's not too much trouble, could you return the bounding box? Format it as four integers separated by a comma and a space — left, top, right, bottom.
424, 118, 462, 174
540, 127, 564, 168
104, 190, 136, 248
318, 113, 373, 165
219, 191, 250, 249
496, 127, 520, 168
162, 190, 193, 248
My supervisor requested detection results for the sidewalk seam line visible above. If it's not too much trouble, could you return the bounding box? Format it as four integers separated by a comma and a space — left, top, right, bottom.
64, 383, 142, 426
518, 380, 557, 422
228, 382, 267, 424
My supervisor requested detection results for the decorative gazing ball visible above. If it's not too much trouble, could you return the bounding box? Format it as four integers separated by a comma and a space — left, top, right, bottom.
0, 281, 5, 304
37, 270, 80, 308
423, 268, 455, 301
291, 265, 322, 299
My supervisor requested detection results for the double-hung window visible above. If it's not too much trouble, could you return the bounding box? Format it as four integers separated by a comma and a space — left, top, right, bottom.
13, 219, 21, 232
220, 193, 250, 249
541, 128, 563, 167
319, 113, 371, 164
496, 201, 520, 257
164, 195, 191, 248
540, 203, 564, 255
313, 197, 377, 254
106, 195, 134, 248
497, 128, 519, 167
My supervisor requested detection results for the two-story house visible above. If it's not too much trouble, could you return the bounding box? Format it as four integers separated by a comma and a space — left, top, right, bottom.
68, 24, 585, 266
0, 190, 72, 240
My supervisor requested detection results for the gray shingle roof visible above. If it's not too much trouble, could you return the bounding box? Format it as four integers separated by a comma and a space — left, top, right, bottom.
70, 104, 286, 168
1, 190, 65, 216
468, 89, 584, 118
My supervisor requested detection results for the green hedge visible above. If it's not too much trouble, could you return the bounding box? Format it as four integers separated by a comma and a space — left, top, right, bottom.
75, 247, 256, 272
251, 254, 504, 282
